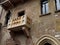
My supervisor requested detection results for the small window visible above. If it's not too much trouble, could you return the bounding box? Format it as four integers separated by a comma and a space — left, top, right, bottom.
5, 10, 11, 26
18, 11, 25, 17
55, 0, 60, 10
41, 0, 49, 14
0, 6, 3, 19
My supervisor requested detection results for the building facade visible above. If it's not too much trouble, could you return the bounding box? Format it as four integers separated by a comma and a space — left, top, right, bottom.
0, 0, 60, 45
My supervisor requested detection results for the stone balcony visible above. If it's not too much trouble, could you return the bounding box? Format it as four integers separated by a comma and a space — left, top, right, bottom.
7, 15, 32, 31
0, 0, 27, 10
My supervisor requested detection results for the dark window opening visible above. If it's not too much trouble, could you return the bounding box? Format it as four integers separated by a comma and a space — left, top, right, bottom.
5, 10, 11, 26
55, 0, 60, 10
13, 30, 25, 36
44, 43, 51, 45
41, 0, 49, 14
15, 44, 19, 45
18, 11, 25, 17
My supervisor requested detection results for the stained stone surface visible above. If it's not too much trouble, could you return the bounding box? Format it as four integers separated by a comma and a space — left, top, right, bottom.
0, 0, 60, 45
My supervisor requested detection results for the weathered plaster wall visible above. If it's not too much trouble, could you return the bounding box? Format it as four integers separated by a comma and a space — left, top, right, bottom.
0, 0, 60, 45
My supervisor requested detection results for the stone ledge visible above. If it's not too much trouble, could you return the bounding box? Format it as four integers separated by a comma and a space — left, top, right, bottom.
39, 13, 51, 17
55, 10, 60, 13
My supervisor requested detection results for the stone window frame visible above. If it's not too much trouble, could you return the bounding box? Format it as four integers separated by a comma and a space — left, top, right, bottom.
40, 0, 51, 17
18, 10, 25, 17
41, 0, 49, 15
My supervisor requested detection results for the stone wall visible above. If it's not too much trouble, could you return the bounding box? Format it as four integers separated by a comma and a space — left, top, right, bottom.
0, 0, 60, 45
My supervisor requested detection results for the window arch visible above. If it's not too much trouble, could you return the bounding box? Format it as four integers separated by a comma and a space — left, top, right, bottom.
36, 35, 60, 45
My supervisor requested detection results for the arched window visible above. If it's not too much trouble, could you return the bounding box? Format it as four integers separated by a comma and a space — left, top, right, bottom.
18, 11, 25, 17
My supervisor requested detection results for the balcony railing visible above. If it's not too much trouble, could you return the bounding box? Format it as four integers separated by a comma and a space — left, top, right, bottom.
7, 15, 32, 31
0, 0, 27, 10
